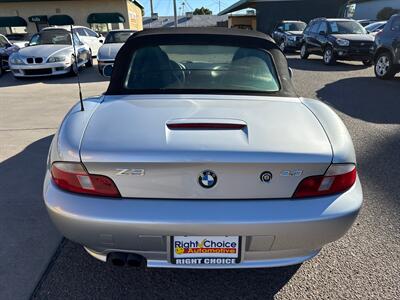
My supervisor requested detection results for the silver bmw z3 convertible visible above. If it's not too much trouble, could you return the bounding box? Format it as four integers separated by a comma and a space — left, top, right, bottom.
43, 28, 363, 269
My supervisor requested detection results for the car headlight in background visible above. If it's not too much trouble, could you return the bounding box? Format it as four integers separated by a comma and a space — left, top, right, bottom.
336, 39, 350, 47
10, 57, 24, 65
47, 56, 67, 63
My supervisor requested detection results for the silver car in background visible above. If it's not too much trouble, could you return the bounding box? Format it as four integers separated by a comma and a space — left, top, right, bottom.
97, 29, 135, 75
9, 28, 92, 77
43, 28, 362, 269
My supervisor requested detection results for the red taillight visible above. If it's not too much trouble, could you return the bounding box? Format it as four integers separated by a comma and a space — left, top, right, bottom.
293, 164, 357, 199
51, 162, 121, 197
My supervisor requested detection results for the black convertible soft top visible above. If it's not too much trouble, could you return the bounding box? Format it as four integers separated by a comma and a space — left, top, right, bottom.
106, 27, 296, 97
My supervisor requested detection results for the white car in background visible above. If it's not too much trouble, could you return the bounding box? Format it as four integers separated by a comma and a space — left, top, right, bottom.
97, 29, 135, 74
365, 21, 387, 36
71, 26, 104, 57
43, 26, 104, 57
9, 28, 92, 77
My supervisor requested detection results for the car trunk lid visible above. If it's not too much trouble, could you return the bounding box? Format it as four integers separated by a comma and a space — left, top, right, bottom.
80, 95, 332, 199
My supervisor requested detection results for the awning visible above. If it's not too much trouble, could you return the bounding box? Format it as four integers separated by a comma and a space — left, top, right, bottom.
132, 0, 144, 9
28, 15, 48, 23
48, 15, 74, 26
0, 16, 27, 27
87, 13, 125, 24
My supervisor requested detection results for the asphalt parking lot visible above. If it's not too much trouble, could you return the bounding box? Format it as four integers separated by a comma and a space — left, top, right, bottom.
1, 56, 399, 299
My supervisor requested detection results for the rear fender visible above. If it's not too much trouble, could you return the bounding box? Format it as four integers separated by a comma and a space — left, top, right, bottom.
49, 96, 103, 164
300, 98, 356, 164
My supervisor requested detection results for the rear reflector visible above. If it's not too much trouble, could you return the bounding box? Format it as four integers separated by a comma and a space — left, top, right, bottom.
167, 123, 245, 130
293, 164, 356, 198
51, 162, 121, 197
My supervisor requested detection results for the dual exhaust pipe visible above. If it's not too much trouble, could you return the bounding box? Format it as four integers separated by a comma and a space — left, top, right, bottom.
107, 252, 146, 267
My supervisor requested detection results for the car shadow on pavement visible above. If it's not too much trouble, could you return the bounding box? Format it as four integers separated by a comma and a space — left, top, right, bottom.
287, 55, 369, 72
32, 240, 300, 300
0, 65, 108, 88
0, 135, 61, 300
357, 129, 400, 214
316, 76, 400, 124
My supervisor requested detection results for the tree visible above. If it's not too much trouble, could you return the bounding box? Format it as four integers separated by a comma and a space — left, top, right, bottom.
193, 7, 212, 15
377, 7, 400, 21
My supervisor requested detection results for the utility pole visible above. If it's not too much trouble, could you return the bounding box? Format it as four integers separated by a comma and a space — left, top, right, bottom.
150, 0, 154, 16
219, 0, 221, 13
173, 0, 178, 27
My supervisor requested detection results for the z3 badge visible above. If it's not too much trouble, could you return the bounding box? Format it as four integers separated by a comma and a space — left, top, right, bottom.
280, 170, 303, 177
115, 169, 145, 176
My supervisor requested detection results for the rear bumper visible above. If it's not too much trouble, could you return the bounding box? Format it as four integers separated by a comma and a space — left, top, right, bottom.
43, 173, 363, 269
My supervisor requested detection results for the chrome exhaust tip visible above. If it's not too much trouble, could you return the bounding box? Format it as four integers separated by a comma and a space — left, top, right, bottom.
107, 252, 127, 266
126, 253, 145, 267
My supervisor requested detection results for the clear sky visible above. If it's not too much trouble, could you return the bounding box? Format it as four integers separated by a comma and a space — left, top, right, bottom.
141, 0, 239, 16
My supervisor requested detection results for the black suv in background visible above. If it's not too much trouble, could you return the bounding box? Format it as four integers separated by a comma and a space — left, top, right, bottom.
272, 20, 307, 52
374, 14, 400, 79
300, 18, 374, 65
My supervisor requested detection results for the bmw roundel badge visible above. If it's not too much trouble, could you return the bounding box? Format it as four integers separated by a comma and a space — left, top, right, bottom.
198, 170, 217, 189
260, 171, 273, 183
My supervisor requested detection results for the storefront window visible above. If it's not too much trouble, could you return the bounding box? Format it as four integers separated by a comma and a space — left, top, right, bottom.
90, 23, 124, 34
90, 23, 109, 33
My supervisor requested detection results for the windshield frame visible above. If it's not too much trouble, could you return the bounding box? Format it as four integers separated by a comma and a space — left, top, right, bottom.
123, 44, 281, 95
28, 30, 74, 46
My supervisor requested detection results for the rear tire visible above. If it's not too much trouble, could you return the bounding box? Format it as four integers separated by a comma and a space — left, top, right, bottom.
374, 52, 396, 80
300, 43, 309, 59
69, 56, 78, 77
85, 51, 93, 67
323, 46, 336, 65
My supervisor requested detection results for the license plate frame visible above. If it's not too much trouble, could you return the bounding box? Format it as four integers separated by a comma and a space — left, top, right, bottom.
170, 236, 242, 265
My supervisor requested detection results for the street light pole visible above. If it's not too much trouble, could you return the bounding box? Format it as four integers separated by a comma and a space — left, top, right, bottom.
173, 0, 178, 27
150, 0, 154, 16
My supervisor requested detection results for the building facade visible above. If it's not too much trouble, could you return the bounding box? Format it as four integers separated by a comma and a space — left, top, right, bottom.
228, 13, 257, 30
0, 0, 143, 34
219, 0, 349, 33
344, 0, 400, 20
